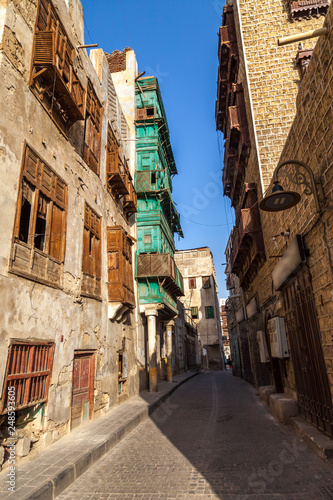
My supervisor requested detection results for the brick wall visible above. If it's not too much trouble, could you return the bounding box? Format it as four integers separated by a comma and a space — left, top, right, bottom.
230, 0, 333, 393
106, 47, 132, 73
233, 0, 326, 192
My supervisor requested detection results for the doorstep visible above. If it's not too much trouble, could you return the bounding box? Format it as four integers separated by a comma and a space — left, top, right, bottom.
291, 417, 333, 462
0, 372, 199, 500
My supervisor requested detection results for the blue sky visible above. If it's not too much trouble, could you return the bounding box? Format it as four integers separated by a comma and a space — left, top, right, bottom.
81, 0, 234, 297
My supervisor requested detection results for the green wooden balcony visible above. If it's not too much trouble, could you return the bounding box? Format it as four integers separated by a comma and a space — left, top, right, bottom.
135, 170, 170, 194
136, 253, 184, 297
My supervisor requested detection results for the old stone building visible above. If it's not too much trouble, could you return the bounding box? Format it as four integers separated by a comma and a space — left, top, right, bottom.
174, 248, 223, 370
217, 0, 333, 437
0, 0, 144, 465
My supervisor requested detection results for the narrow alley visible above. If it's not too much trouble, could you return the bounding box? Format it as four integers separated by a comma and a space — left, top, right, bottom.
57, 373, 333, 499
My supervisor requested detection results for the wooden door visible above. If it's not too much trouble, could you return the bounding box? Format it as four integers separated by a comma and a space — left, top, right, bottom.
284, 266, 333, 436
71, 352, 94, 430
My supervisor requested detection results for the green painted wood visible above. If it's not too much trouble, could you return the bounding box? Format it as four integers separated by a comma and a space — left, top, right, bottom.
135, 77, 183, 315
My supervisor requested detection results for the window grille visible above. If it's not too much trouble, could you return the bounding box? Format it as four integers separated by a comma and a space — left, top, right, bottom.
1, 342, 54, 414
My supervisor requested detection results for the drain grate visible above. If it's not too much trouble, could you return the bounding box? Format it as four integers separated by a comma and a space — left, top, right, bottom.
321, 486, 333, 499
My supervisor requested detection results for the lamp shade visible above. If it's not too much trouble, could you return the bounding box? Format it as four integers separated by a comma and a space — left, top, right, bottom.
260, 182, 301, 212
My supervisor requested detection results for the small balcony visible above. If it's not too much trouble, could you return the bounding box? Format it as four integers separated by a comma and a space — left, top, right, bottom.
289, 0, 329, 19
123, 182, 137, 216
107, 153, 129, 196
136, 253, 184, 297
229, 204, 265, 289
31, 31, 85, 125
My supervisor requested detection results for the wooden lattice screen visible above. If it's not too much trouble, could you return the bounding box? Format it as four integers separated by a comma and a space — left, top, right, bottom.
1, 342, 54, 414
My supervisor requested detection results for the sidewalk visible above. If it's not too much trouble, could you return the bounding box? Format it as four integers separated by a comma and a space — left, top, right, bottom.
0, 372, 199, 500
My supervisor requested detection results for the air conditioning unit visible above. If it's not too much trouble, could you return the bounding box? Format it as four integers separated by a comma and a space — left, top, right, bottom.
257, 330, 270, 363
268, 317, 289, 358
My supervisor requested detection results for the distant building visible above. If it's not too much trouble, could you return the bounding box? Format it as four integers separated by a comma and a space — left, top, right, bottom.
175, 248, 224, 370
220, 299, 230, 361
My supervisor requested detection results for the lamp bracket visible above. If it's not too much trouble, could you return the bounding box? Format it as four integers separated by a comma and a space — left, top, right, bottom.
278, 162, 313, 195
273, 160, 323, 213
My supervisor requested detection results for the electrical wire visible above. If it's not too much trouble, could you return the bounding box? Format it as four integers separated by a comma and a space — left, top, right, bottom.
179, 214, 234, 227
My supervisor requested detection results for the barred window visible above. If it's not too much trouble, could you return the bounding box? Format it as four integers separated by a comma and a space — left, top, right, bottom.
1, 342, 54, 414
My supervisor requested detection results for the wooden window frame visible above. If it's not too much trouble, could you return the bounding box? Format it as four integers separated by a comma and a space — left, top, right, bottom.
11, 143, 67, 287
107, 225, 135, 307
189, 278, 196, 289
205, 306, 215, 319
191, 306, 198, 319
83, 80, 103, 176
30, 0, 85, 134
81, 203, 102, 299
1, 341, 55, 414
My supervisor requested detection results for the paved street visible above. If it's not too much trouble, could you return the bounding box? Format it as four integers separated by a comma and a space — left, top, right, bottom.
58, 372, 333, 499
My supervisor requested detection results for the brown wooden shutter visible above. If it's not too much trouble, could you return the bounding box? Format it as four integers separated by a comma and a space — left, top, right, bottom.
34, 31, 54, 65
136, 108, 146, 120
95, 236, 101, 278
82, 228, 90, 274
49, 204, 63, 260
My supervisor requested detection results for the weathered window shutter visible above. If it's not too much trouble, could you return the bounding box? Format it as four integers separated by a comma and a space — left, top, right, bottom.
49, 204, 63, 261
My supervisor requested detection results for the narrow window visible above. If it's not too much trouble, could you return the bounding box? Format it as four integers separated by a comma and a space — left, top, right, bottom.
144, 234, 152, 244
34, 194, 48, 251
189, 278, 196, 289
205, 306, 215, 319
151, 172, 156, 185
191, 306, 198, 319
19, 180, 34, 243
82, 204, 101, 298
146, 107, 155, 117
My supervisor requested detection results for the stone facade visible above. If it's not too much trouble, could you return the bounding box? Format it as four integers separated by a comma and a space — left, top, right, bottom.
0, 0, 143, 466
174, 248, 223, 370
218, 0, 333, 436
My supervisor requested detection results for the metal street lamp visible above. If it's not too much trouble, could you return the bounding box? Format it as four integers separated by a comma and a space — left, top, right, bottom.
259, 159, 323, 213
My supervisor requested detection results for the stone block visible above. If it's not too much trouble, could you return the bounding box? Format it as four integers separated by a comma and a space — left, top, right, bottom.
269, 393, 298, 424
16, 437, 31, 457
258, 385, 276, 406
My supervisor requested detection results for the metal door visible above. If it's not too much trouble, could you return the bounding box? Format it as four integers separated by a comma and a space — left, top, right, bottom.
284, 266, 333, 436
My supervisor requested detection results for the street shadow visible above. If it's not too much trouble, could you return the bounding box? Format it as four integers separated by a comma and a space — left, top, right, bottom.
138, 371, 328, 498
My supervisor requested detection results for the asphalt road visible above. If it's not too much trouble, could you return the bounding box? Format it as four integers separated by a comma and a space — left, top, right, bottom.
58, 371, 333, 499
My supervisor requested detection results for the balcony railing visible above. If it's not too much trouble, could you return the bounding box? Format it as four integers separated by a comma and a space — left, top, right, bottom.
289, 0, 329, 19
136, 253, 184, 297
123, 182, 137, 216
107, 153, 129, 196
